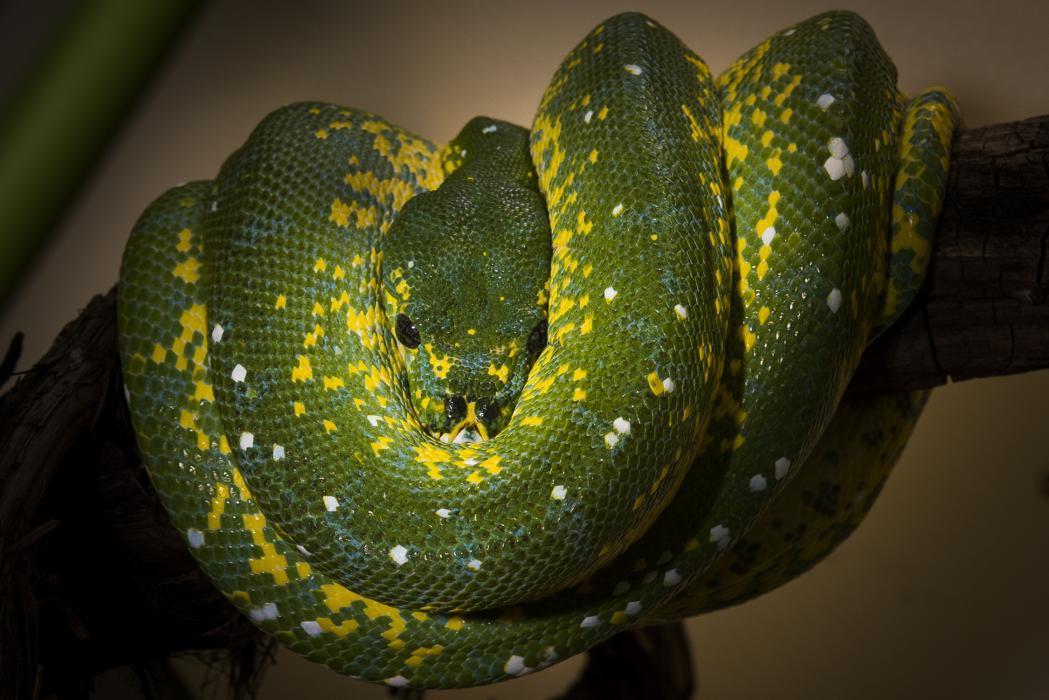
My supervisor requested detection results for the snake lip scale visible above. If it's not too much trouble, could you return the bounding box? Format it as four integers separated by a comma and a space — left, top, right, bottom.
118, 10, 957, 689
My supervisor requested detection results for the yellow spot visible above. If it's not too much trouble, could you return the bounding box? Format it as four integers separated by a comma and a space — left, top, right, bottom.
487, 363, 509, 384
172, 257, 200, 284
314, 258, 327, 273
323, 419, 337, 433
296, 561, 312, 579
597, 106, 609, 120
521, 416, 543, 427
242, 513, 289, 585
647, 371, 665, 396
293, 401, 306, 416
176, 228, 192, 253
772, 62, 790, 79
315, 129, 329, 139
479, 455, 502, 475
193, 381, 214, 402
322, 376, 344, 391
751, 108, 766, 127
275, 294, 287, 309
779, 108, 793, 124
219, 435, 230, 454
207, 482, 229, 530
292, 355, 313, 382
318, 583, 406, 648
330, 199, 350, 227
758, 306, 771, 325
573, 387, 587, 401
467, 328, 476, 336
766, 150, 783, 176
446, 617, 465, 631
151, 344, 167, 363
761, 130, 774, 148
580, 315, 593, 334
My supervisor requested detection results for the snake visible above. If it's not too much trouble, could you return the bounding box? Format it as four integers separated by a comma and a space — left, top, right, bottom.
117, 11, 958, 689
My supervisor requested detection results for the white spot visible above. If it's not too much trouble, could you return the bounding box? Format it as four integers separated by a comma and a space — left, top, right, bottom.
482, 124, 498, 134
775, 456, 792, 479
453, 429, 481, 444
624, 600, 643, 615
783, 28, 796, 36
663, 569, 682, 586
439, 433, 451, 442
551, 485, 567, 500
301, 620, 323, 637
624, 64, 642, 75
463, 458, 479, 466
612, 203, 624, 217
749, 474, 768, 492
817, 93, 835, 109
210, 200, 218, 212
231, 364, 247, 382
211, 324, 224, 343
460, 148, 467, 157
366, 414, 382, 427
613, 580, 630, 595
186, 528, 205, 548
835, 212, 850, 231
842, 154, 856, 177
662, 377, 676, 393
823, 157, 845, 181
504, 655, 532, 675
239, 432, 253, 450
584, 110, 594, 123
389, 544, 409, 565
466, 558, 482, 571
828, 137, 849, 158
407, 260, 415, 269
710, 524, 731, 549
761, 226, 776, 246
272, 444, 285, 460
249, 602, 279, 621
384, 676, 409, 688
435, 508, 452, 518
674, 304, 688, 320
613, 417, 631, 434
322, 495, 339, 511
296, 544, 311, 556
604, 432, 619, 449
604, 286, 618, 302
580, 615, 600, 629
861, 170, 870, 188
827, 287, 843, 313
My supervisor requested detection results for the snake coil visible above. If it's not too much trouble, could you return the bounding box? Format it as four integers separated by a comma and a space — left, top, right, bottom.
118, 11, 957, 689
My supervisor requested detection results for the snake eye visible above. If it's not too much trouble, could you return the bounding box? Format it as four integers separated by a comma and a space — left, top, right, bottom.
527, 320, 548, 354
475, 398, 500, 425
395, 313, 421, 349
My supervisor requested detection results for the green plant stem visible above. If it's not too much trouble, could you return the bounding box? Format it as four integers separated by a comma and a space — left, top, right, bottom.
0, 0, 200, 305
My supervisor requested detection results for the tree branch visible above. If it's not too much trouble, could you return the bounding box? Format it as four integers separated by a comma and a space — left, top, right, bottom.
2, 114, 1048, 698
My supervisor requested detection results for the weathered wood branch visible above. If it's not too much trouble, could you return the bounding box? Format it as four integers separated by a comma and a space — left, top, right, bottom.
1, 114, 1047, 698
849, 114, 1049, 394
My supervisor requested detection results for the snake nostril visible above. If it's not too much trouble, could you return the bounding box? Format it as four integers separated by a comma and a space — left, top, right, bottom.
444, 395, 467, 425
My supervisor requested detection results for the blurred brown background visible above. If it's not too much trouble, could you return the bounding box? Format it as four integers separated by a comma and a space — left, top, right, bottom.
2, 1, 1047, 698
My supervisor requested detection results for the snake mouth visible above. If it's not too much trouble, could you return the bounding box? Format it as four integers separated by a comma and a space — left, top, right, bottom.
438, 397, 499, 443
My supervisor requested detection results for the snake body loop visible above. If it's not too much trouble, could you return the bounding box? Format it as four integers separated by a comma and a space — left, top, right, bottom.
118, 12, 957, 688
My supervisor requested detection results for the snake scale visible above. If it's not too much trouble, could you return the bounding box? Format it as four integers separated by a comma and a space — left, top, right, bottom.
118, 12, 957, 688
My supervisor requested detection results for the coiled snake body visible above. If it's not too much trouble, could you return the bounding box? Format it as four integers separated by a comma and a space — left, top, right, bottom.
118, 12, 957, 688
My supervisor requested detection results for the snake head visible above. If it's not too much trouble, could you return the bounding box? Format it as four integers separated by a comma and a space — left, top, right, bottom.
383, 119, 551, 440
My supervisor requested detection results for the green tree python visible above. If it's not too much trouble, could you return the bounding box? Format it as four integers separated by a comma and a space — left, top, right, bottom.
117, 11, 958, 689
